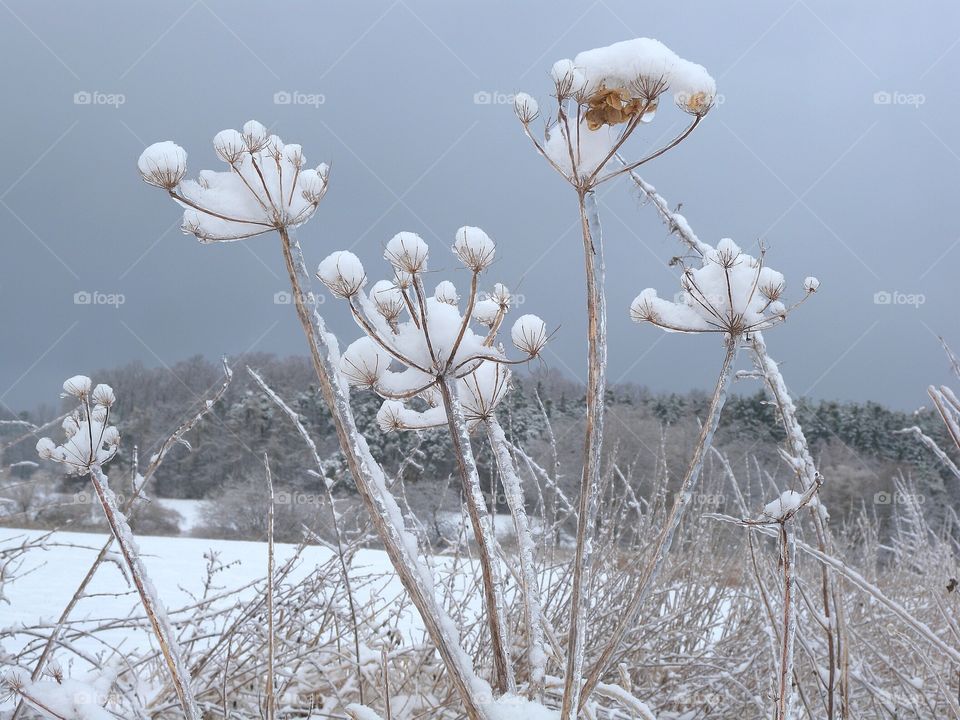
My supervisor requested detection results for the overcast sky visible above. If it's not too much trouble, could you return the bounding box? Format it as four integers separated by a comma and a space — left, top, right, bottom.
1, 0, 958, 413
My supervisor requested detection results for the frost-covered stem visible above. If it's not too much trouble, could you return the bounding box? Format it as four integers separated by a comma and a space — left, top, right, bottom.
749, 331, 843, 717
486, 415, 546, 696
88, 464, 200, 720
264, 454, 276, 720
580, 337, 738, 709
561, 187, 606, 720
438, 376, 515, 694
277, 228, 491, 719
895, 426, 960, 479
247, 366, 365, 705
777, 521, 797, 720
12, 368, 231, 720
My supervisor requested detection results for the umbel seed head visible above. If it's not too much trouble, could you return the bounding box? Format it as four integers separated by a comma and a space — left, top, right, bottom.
138, 141, 187, 189
317, 251, 366, 299
385, 232, 429, 274
453, 226, 496, 272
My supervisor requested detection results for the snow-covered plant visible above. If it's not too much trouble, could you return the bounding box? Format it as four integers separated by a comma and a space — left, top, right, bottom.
621, 169, 834, 720
629, 239, 817, 336
319, 226, 548, 693
138, 121, 328, 243
141, 123, 515, 719
35, 377, 118, 475
515, 38, 715, 191
33, 377, 200, 720
515, 39, 716, 718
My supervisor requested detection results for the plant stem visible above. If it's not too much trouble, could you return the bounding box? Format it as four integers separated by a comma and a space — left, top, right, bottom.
276, 228, 491, 719
561, 188, 607, 720
580, 337, 738, 709
438, 377, 515, 694
88, 465, 201, 720
486, 415, 546, 696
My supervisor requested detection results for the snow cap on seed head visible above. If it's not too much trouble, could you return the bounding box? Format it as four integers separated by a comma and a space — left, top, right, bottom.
511, 314, 548, 357
491, 283, 511, 309
340, 336, 391, 388
514, 92, 539, 123
370, 280, 406, 322
241, 120, 269, 152
91, 384, 116, 407
435, 280, 459, 305
137, 141, 187, 189
385, 232, 429, 274
473, 299, 500, 327
213, 129, 246, 164
317, 251, 366, 298
453, 226, 496, 272
62, 375, 92, 399
803, 276, 820, 293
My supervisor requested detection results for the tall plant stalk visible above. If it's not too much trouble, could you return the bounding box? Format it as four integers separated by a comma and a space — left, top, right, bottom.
486, 415, 546, 696
277, 227, 491, 720
560, 187, 606, 719
579, 336, 739, 708
438, 376, 515, 693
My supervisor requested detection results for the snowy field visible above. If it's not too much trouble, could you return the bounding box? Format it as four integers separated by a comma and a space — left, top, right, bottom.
0, 527, 439, 660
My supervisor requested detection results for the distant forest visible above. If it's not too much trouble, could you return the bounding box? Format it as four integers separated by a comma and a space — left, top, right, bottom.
4, 353, 957, 530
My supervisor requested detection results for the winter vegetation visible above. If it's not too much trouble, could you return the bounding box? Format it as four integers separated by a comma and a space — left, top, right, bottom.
2, 35, 960, 720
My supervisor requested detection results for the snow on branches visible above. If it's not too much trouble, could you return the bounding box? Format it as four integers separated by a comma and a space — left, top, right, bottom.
138, 120, 329, 242
629, 238, 818, 337
318, 228, 548, 433
516, 38, 715, 188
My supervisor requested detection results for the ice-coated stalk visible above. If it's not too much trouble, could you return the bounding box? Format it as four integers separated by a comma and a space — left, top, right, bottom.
580, 337, 738, 709
438, 376, 515, 694
561, 188, 607, 720
278, 227, 493, 720
486, 415, 547, 695
777, 522, 797, 720
88, 465, 201, 720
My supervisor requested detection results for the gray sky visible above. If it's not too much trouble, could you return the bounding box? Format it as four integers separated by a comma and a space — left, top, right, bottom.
1, 0, 958, 413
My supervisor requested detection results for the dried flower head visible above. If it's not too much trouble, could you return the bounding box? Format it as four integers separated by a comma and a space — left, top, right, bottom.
140, 119, 330, 242
453, 226, 496, 272
511, 314, 548, 357
385, 232, 429, 274
630, 238, 814, 336
37, 377, 120, 474
137, 141, 187, 189
317, 251, 366, 299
